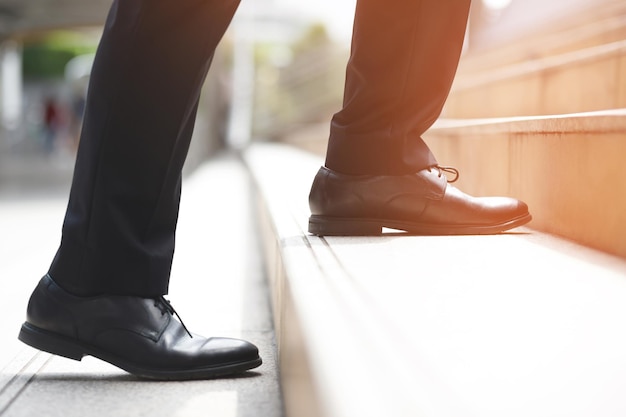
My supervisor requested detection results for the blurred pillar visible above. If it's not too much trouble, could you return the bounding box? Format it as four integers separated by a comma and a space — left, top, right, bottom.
0, 40, 22, 134
227, 27, 254, 149
227, 0, 277, 148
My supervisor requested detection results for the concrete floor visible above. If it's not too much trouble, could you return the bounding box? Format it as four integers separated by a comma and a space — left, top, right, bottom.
0, 152, 283, 417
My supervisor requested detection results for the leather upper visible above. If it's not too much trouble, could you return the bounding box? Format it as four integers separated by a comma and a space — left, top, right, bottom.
26, 275, 259, 369
309, 166, 529, 226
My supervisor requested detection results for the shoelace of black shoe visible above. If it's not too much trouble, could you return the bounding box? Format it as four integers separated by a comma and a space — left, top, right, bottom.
155, 297, 193, 338
432, 165, 460, 183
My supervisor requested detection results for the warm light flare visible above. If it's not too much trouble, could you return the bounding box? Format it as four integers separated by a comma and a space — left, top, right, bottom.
482, 0, 513, 10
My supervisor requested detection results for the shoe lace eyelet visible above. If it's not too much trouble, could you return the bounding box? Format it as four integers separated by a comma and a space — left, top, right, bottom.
154, 296, 193, 338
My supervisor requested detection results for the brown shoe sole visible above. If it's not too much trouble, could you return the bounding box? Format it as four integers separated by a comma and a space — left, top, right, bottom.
308, 213, 532, 236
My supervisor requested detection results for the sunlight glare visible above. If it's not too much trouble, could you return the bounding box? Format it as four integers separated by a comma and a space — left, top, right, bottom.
482, 0, 513, 10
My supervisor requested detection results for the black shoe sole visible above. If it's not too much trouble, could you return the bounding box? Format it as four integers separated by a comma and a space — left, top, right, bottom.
18, 322, 262, 380
308, 213, 533, 236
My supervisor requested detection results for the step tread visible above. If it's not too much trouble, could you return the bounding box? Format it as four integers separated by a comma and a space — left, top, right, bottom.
246, 142, 626, 417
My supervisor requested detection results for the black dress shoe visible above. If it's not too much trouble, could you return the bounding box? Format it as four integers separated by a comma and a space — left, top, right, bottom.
18, 275, 262, 380
308, 166, 531, 236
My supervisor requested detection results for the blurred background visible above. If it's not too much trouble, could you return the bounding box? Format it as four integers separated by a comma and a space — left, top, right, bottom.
0, 0, 357, 198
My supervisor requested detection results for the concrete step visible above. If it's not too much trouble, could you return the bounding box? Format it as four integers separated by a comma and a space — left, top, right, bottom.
447, 40, 626, 118
466, 0, 626, 71
245, 142, 626, 417
449, 1, 626, 118
0, 153, 282, 417
424, 109, 626, 259
276, 110, 626, 259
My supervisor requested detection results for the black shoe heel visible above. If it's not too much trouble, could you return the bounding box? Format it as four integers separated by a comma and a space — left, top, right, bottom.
308, 215, 382, 236
18, 322, 85, 361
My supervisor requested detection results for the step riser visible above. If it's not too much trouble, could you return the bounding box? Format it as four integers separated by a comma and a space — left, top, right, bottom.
425, 127, 626, 259
256, 195, 324, 417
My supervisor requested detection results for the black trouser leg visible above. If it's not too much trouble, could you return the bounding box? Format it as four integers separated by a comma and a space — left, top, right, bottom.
325, 0, 471, 175
49, 0, 240, 296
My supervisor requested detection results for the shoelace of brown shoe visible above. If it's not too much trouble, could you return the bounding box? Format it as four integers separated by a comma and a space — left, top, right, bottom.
431, 165, 460, 183
154, 297, 193, 338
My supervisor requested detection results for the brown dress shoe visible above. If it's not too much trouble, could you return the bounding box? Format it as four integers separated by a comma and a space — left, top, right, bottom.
308, 166, 531, 236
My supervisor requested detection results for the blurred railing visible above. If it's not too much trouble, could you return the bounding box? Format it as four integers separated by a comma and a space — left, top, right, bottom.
251, 27, 348, 142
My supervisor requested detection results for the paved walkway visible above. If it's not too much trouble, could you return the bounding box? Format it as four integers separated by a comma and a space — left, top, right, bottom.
0, 152, 283, 417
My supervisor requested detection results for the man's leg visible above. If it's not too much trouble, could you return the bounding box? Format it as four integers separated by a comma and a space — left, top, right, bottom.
326, 0, 470, 175
49, 0, 240, 297
309, 0, 532, 236
18, 0, 262, 380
